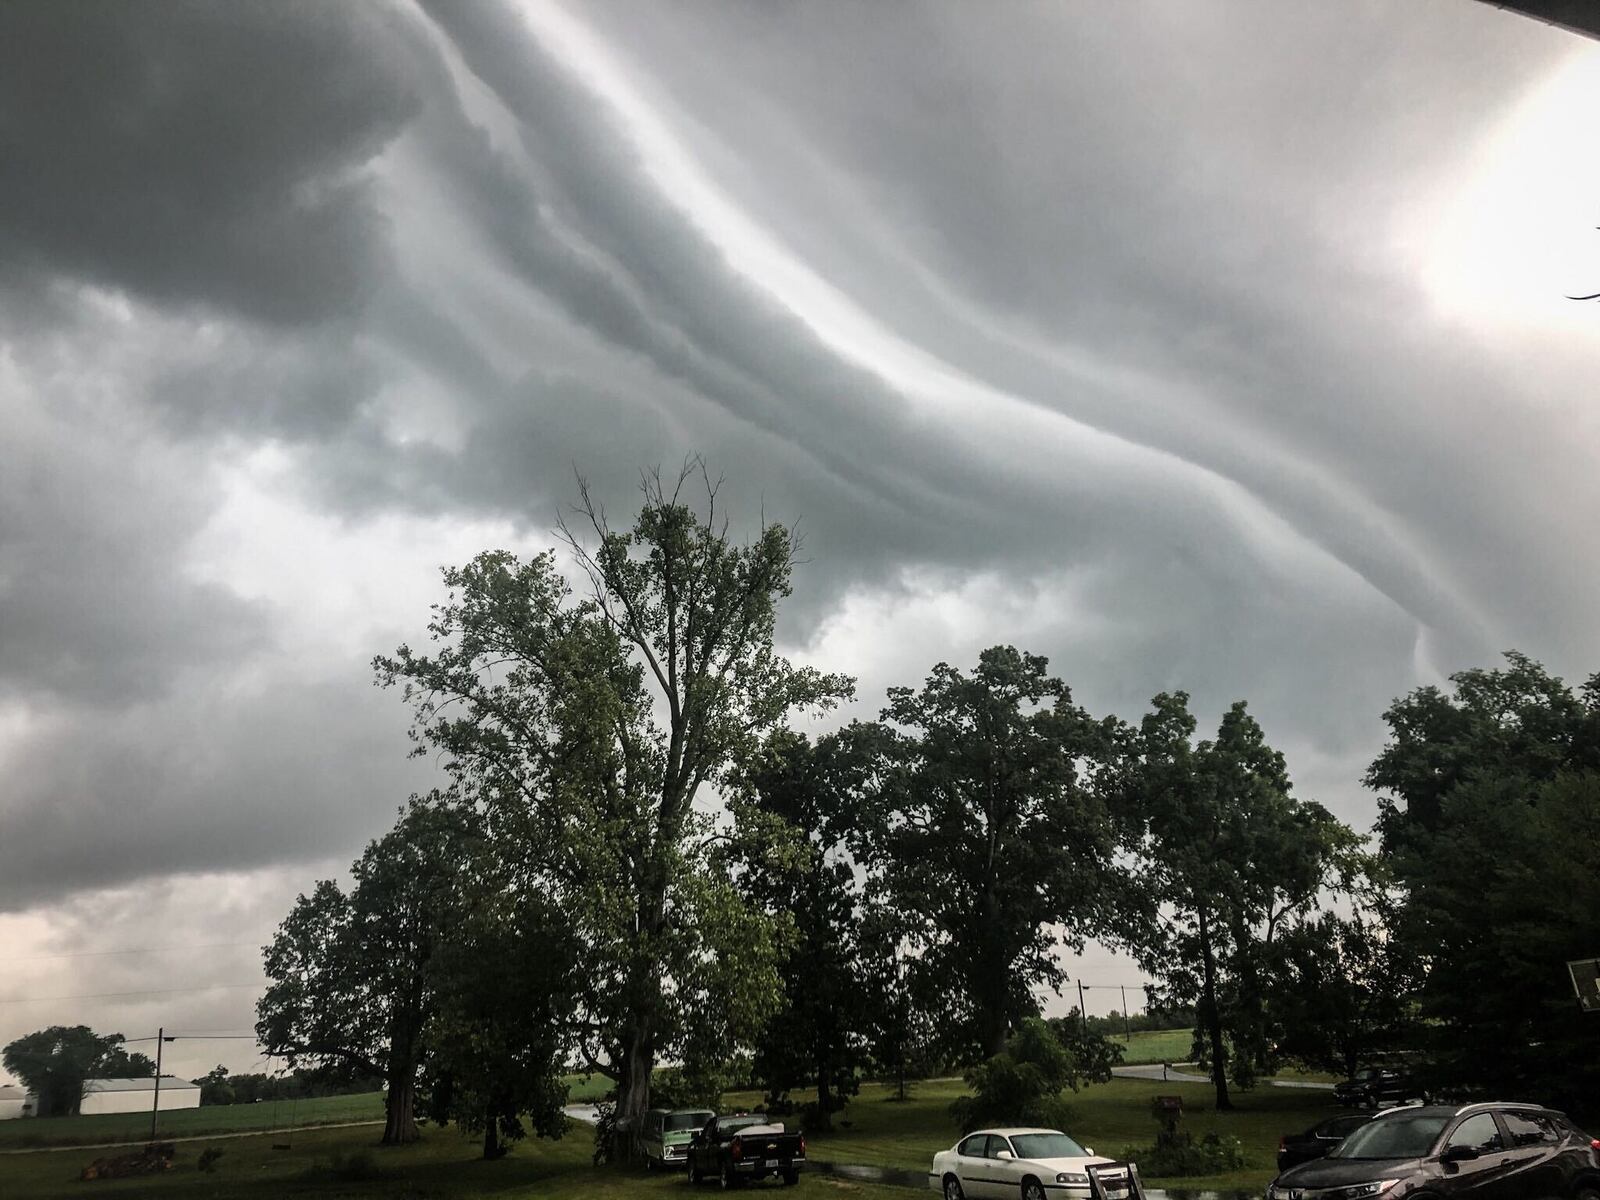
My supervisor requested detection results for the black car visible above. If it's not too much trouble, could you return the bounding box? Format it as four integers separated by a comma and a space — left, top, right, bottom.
1278, 1113, 1374, 1171
1334, 1066, 1425, 1109
1268, 1102, 1600, 1200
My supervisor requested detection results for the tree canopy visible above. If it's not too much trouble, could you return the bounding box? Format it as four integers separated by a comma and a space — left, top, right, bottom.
1131, 694, 1357, 1109
2, 1027, 153, 1117
868, 646, 1135, 1059
1368, 655, 1600, 1110
258, 798, 477, 1144
374, 464, 852, 1157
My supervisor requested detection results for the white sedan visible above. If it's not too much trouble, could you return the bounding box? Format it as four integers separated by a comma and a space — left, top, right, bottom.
927, 1127, 1132, 1200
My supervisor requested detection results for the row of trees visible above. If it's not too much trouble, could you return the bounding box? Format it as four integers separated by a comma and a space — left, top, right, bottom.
255, 465, 1600, 1159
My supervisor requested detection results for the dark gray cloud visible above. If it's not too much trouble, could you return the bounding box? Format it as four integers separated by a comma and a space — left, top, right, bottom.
0, 0, 1596, 954
0, 0, 424, 326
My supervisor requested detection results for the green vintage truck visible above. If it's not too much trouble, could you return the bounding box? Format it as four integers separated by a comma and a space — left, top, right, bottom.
642, 1107, 717, 1170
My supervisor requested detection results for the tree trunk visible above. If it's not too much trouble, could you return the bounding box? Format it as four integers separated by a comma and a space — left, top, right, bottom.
1197, 909, 1232, 1111
483, 1108, 502, 1160
814, 1049, 834, 1132
615, 1026, 655, 1162
382, 1075, 419, 1144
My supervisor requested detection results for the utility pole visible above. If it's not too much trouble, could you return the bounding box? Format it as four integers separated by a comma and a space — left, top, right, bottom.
149, 1029, 175, 1141
1121, 985, 1132, 1042
150, 1027, 164, 1141
1077, 981, 1087, 1032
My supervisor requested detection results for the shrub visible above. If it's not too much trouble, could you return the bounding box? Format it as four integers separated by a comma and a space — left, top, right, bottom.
1123, 1130, 1246, 1177
949, 1017, 1119, 1133
196, 1147, 224, 1174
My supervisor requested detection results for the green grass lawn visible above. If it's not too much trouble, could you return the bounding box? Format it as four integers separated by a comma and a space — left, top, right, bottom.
0, 1121, 907, 1200
0, 1070, 1332, 1195
560, 1072, 614, 1103
1114, 1028, 1196, 1066
0, 1092, 385, 1150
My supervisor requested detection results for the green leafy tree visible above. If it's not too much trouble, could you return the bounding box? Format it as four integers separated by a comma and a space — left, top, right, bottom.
868, 646, 1134, 1060
1274, 896, 1417, 1079
423, 832, 580, 1158
949, 1016, 1120, 1132
1132, 694, 1357, 1110
1, 1027, 153, 1117
258, 798, 475, 1144
728, 727, 876, 1127
374, 464, 852, 1157
192, 1065, 235, 1107
855, 900, 938, 1100
1367, 657, 1600, 1111
1368, 651, 1600, 850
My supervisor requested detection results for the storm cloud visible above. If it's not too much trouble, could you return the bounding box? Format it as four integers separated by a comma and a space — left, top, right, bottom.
1, 0, 1597, 1069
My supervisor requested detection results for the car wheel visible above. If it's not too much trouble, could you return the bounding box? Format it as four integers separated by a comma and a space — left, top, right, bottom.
943, 1175, 966, 1200
719, 1163, 738, 1190
1022, 1177, 1047, 1200
689, 1163, 703, 1184
1575, 1189, 1600, 1200
783, 1170, 799, 1186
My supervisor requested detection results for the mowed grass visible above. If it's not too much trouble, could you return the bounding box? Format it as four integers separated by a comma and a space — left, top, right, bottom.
2, 1076, 613, 1149
0, 1121, 908, 1200
739, 1074, 1333, 1194
0, 1092, 385, 1150
1114, 1028, 1197, 1066
0, 1068, 1333, 1194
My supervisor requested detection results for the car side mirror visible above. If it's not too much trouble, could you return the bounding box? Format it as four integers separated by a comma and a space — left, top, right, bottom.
1441, 1145, 1480, 1164
1085, 1148, 1096, 1156
997, 1150, 1014, 1161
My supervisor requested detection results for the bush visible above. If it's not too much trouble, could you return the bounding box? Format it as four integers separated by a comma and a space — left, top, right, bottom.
1123, 1132, 1247, 1177
196, 1147, 224, 1174
949, 1018, 1119, 1133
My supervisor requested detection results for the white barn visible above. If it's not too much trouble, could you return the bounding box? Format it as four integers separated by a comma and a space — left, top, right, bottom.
78, 1077, 201, 1116
0, 1084, 29, 1120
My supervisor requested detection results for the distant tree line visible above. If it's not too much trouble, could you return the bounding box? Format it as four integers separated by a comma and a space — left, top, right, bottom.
248, 461, 1600, 1160
190, 1065, 384, 1107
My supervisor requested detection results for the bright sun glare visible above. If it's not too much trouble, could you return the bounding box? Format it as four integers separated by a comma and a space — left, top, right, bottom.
1418, 46, 1600, 331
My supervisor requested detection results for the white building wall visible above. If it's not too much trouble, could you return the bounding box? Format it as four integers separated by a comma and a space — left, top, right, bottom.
78, 1083, 201, 1115
0, 1096, 26, 1120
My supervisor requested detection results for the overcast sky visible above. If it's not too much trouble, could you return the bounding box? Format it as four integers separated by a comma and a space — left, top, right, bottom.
2, 0, 1598, 1083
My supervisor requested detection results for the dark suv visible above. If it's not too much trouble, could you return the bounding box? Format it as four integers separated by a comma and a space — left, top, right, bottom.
1268, 1102, 1600, 1200
1335, 1066, 1426, 1109
1278, 1113, 1374, 1171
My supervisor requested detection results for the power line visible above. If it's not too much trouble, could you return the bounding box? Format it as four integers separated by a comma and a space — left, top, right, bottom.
0, 983, 261, 1006
10, 941, 264, 963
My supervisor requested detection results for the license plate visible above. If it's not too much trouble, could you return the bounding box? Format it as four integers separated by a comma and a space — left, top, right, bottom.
765, 1159, 779, 1167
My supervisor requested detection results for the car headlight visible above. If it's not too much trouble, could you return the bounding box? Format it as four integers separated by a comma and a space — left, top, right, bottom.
1056, 1173, 1089, 1185
1328, 1182, 1400, 1200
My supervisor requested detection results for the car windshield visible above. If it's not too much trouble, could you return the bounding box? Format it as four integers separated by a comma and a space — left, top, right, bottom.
1011, 1133, 1089, 1160
721, 1115, 769, 1134
667, 1112, 711, 1132
1329, 1115, 1449, 1160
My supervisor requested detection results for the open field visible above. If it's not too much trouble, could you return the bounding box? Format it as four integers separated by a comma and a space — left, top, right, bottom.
561, 1072, 615, 1103
0, 1121, 909, 1200
1111, 1028, 1194, 1066
0, 1093, 384, 1150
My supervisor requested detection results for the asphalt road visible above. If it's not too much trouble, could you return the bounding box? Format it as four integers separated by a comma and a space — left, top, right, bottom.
1111, 1064, 1334, 1091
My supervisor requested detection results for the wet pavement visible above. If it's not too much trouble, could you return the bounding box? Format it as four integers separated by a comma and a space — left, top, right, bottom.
807, 1157, 1258, 1198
